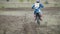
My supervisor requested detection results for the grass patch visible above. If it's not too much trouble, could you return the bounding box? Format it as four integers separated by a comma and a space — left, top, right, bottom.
19, 0, 24, 2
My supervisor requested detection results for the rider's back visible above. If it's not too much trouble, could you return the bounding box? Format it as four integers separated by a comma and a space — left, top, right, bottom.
32, 3, 44, 14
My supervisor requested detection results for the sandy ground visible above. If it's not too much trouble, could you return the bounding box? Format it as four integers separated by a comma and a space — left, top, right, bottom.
0, 8, 60, 34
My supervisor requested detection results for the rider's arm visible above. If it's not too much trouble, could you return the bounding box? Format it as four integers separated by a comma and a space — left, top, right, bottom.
32, 4, 35, 9
40, 4, 44, 8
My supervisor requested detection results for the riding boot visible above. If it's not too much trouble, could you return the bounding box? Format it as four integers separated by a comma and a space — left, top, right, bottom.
40, 17, 43, 21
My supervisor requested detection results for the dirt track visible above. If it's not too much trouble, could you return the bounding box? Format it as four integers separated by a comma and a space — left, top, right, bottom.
0, 8, 60, 34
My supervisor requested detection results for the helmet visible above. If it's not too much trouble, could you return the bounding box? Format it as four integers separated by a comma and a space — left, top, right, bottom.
36, 0, 40, 3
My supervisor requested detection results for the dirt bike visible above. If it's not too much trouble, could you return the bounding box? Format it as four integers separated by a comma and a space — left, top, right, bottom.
36, 13, 41, 25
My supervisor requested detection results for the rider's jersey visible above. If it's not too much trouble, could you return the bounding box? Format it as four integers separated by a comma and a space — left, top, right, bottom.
32, 3, 44, 15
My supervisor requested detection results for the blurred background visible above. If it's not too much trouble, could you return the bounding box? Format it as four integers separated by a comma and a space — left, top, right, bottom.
0, 0, 60, 34
0, 0, 60, 8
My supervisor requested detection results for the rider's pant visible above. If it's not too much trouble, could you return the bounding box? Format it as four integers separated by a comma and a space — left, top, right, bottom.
34, 12, 43, 21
